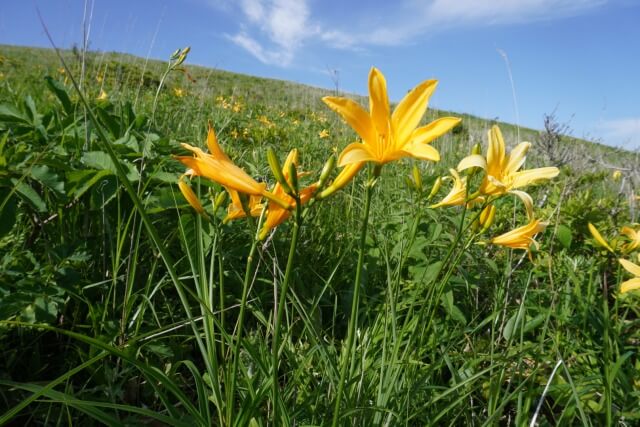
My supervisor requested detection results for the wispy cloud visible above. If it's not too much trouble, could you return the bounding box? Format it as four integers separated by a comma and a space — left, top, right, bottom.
219, 0, 606, 66
597, 118, 640, 147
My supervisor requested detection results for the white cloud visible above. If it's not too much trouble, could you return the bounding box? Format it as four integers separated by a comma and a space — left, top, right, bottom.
597, 118, 640, 147
222, 0, 606, 66
228, 0, 319, 66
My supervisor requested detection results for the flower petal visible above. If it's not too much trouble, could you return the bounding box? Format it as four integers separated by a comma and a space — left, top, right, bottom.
206, 125, 230, 160
457, 154, 487, 172
621, 278, 640, 293
338, 142, 377, 166
509, 190, 534, 220
322, 96, 376, 144
317, 162, 365, 199
487, 125, 506, 177
402, 142, 440, 162
408, 117, 461, 146
619, 258, 640, 277
368, 67, 390, 137
588, 223, 614, 253
178, 176, 205, 214
504, 142, 531, 175
392, 79, 438, 146
510, 167, 560, 189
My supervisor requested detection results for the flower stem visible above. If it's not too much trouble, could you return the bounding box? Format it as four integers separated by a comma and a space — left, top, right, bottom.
331, 168, 377, 427
272, 198, 302, 424
226, 214, 263, 424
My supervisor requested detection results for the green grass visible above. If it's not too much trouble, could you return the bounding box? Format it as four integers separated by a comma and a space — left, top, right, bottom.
0, 43, 639, 426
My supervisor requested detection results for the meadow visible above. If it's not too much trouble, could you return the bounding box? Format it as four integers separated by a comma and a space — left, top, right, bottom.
0, 43, 639, 426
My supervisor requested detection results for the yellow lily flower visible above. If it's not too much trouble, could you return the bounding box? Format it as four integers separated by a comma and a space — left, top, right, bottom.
491, 219, 548, 252
317, 162, 365, 199
175, 125, 288, 208
323, 67, 461, 167
612, 170, 622, 181
620, 226, 640, 253
224, 189, 264, 223
259, 149, 317, 240
97, 89, 108, 101
588, 223, 615, 253
430, 169, 468, 208
618, 259, 640, 293
178, 170, 206, 215
458, 125, 559, 197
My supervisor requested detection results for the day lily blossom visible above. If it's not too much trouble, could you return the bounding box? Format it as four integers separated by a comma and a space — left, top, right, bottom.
224, 189, 264, 223
175, 125, 289, 209
618, 258, 640, 293
178, 169, 206, 215
259, 149, 317, 240
430, 169, 468, 208
491, 219, 548, 252
320, 67, 460, 194
620, 226, 640, 253
458, 125, 559, 208
588, 223, 615, 253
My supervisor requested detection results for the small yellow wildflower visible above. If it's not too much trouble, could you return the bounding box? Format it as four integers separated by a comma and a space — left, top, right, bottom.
97, 89, 108, 101
319, 129, 330, 139
612, 170, 622, 181
173, 87, 185, 97
258, 115, 274, 128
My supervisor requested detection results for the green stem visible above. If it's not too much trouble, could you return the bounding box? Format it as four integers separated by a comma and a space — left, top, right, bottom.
331, 169, 376, 427
602, 268, 612, 427
272, 199, 302, 424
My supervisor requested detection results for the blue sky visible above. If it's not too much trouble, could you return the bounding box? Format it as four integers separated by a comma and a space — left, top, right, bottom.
2, 0, 639, 148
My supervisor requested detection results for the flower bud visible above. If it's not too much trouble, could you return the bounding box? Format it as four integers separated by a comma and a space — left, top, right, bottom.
412, 165, 423, 192
427, 177, 442, 200
316, 155, 336, 191
267, 147, 293, 195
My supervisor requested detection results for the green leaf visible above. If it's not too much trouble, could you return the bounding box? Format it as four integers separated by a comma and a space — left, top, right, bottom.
10, 178, 47, 212
557, 224, 572, 249
30, 165, 65, 195
0, 188, 17, 237
441, 290, 467, 324
0, 104, 30, 124
45, 76, 73, 114
68, 169, 112, 199
81, 151, 139, 181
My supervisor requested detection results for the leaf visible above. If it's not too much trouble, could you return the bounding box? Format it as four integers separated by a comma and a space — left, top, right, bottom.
68, 169, 112, 199
0, 188, 17, 237
45, 76, 73, 114
10, 178, 46, 212
0, 104, 30, 124
81, 151, 139, 182
557, 224, 572, 249
441, 290, 467, 324
30, 165, 65, 195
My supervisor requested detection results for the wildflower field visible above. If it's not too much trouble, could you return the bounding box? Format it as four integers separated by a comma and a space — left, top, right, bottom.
0, 44, 639, 426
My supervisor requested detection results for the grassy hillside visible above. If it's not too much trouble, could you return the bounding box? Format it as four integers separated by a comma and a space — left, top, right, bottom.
0, 44, 639, 426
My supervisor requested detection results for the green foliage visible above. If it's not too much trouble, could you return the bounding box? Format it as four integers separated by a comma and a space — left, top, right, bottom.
0, 44, 638, 426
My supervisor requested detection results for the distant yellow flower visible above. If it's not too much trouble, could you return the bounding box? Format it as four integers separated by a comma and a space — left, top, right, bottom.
491, 219, 548, 252
458, 125, 559, 197
224, 189, 264, 223
259, 149, 317, 240
612, 170, 622, 181
319, 129, 330, 139
232, 102, 242, 113
57, 67, 66, 75
173, 87, 185, 97
96, 74, 104, 83
178, 170, 206, 215
323, 67, 461, 167
588, 223, 614, 253
258, 115, 274, 128
175, 125, 288, 208
621, 226, 640, 252
97, 89, 108, 101
618, 259, 640, 293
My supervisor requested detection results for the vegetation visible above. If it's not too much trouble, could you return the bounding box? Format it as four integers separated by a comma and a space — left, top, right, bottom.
0, 43, 639, 426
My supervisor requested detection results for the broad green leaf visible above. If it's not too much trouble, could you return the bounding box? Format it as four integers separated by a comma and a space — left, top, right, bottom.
557, 224, 572, 249
81, 151, 139, 181
10, 178, 46, 212
45, 75, 73, 114
30, 164, 65, 195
